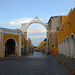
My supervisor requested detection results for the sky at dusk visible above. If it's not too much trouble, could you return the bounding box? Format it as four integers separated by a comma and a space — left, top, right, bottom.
0, 0, 75, 46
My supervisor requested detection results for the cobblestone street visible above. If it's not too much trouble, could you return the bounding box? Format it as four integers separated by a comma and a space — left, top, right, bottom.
0, 51, 73, 75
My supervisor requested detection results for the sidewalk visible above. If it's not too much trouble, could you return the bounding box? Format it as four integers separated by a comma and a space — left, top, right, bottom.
53, 54, 75, 75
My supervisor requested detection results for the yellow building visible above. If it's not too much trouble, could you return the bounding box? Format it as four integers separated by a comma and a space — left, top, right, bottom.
37, 42, 46, 52
27, 40, 34, 53
57, 8, 75, 58
21, 33, 28, 50
0, 28, 32, 57
21, 34, 34, 55
52, 46, 58, 54
0, 28, 21, 57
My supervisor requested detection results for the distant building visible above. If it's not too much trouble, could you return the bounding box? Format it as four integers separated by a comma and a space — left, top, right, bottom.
37, 42, 46, 52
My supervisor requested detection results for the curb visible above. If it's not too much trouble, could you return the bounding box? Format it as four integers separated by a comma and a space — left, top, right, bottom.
53, 54, 75, 75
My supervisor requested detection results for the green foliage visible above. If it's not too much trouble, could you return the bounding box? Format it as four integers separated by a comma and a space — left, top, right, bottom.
52, 45, 54, 47
17, 29, 21, 31
34, 46, 37, 48
44, 38, 47, 42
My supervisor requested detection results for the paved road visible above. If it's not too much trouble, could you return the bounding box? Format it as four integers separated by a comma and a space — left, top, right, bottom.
0, 50, 73, 75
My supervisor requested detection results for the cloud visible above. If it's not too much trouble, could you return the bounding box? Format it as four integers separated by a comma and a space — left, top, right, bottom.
31, 38, 46, 46
9, 18, 33, 25
29, 35, 46, 39
27, 27, 46, 46
27, 26, 46, 46
28, 35, 46, 46
27, 27, 46, 35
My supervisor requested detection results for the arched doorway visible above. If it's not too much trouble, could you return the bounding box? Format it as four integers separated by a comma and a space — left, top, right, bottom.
70, 34, 75, 58
60, 42, 61, 54
58, 42, 60, 54
63, 39, 66, 55
66, 37, 70, 57
61, 40, 63, 54
5, 39, 15, 57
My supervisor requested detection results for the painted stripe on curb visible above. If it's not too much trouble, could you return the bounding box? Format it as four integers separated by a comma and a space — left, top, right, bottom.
53, 54, 75, 75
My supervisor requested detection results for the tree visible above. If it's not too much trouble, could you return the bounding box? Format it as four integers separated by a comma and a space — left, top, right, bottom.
44, 38, 47, 42
34, 46, 37, 48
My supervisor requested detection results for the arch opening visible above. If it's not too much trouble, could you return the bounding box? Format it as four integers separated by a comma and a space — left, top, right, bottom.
70, 34, 75, 58
61, 40, 63, 54
58, 42, 60, 54
66, 37, 70, 57
27, 23, 46, 47
59, 42, 61, 54
5, 39, 15, 57
63, 39, 66, 55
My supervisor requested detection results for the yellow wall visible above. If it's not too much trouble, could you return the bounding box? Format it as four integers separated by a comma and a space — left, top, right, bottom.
3, 34, 19, 46
21, 33, 27, 49
57, 8, 75, 43
21, 33, 24, 45
52, 46, 58, 54
62, 9, 72, 25
62, 16, 68, 25
31, 44, 34, 50
27, 41, 29, 50
25, 39, 27, 49
37, 42, 46, 51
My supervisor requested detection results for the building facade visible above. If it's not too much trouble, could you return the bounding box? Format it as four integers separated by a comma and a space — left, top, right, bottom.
0, 8, 75, 58
57, 8, 75, 58
0, 28, 21, 57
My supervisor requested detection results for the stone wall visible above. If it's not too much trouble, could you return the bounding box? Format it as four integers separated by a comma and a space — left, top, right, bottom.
48, 16, 62, 50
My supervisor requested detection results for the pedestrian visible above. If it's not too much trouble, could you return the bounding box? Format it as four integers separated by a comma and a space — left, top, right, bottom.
49, 49, 52, 54
47, 49, 49, 55
22, 49, 25, 55
31, 50, 33, 54
43, 49, 44, 55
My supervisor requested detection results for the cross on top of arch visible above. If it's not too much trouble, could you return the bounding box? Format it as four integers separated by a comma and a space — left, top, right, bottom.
34, 16, 40, 21
28, 16, 44, 24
